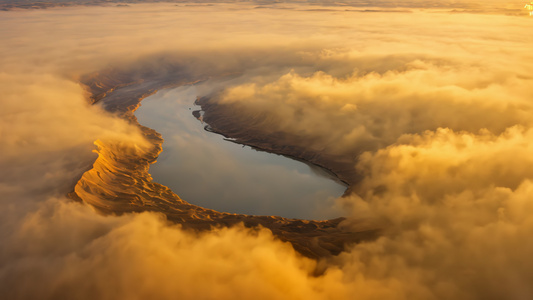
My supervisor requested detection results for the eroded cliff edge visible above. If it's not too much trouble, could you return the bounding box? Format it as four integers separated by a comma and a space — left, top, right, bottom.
72, 68, 378, 260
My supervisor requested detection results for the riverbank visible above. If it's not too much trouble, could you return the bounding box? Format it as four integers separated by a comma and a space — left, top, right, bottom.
197, 97, 362, 189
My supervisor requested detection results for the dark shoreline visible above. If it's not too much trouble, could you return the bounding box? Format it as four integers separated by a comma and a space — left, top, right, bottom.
197, 96, 362, 188
203, 124, 350, 188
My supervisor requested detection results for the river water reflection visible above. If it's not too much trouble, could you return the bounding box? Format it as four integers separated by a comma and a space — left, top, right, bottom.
135, 85, 346, 220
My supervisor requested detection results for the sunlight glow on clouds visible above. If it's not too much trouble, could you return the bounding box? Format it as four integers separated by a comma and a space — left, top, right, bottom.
1, 1, 533, 299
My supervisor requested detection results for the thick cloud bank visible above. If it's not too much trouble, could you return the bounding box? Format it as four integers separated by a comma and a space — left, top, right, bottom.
1, 2, 533, 299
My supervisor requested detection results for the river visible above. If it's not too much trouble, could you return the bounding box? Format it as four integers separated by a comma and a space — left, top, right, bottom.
135, 84, 346, 220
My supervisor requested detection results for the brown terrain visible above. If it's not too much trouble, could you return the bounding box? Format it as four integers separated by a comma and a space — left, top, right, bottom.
71, 68, 379, 260
197, 97, 363, 188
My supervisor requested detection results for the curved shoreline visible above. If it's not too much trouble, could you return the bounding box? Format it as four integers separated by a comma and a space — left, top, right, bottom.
203, 124, 350, 188
197, 97, 362, 191
72, 70, 378, 259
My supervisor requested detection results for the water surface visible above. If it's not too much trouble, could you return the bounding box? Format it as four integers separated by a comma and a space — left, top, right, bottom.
136, 84, 346, 220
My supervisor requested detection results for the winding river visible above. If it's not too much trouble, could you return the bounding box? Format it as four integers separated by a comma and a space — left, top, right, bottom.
135, 84, 346, 220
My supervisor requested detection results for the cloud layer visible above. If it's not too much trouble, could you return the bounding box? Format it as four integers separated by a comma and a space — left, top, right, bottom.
1, 2, 533, 299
